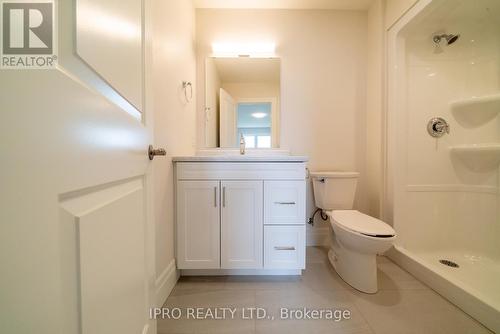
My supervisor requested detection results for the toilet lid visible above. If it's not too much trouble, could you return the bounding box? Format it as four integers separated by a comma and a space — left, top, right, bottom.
330, 210, 396, 237
309, 171, 359, 179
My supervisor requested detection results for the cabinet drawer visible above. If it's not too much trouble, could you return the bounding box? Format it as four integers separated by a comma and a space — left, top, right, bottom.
264, 226, 305, 269
264, 181, 305, 224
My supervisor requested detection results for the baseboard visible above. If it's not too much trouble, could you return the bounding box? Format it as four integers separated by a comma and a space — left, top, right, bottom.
306, 227, 329, 246
181, 268, 302, 276
155, 259, 179, 307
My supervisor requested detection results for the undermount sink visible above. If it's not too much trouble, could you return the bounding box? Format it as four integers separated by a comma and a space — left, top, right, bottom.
173, 150, 308, 162
196, 149, 292, 156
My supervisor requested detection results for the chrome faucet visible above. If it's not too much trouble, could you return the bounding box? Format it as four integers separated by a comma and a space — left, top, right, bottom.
239, 133, 246, 155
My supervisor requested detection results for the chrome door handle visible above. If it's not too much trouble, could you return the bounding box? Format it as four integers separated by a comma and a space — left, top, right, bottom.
274, 201, 296, 205
214, 187, 217, 207
148, 145, 166, 160
274, 246, 296, 251
222, 186, 226, 207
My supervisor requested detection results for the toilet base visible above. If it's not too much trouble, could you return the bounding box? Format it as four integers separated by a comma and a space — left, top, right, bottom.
328, 243, 378, 294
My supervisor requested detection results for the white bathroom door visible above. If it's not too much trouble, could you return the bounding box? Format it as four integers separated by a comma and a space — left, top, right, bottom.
0, 1, 156, 334
221, 181, 263, 269
219, 88, 237, 147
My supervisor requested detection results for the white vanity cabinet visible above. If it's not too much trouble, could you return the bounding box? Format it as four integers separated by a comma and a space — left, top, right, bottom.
174, 159, 307, 274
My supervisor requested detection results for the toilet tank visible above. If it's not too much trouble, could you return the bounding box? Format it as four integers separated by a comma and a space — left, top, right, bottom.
310, 172, 359, 210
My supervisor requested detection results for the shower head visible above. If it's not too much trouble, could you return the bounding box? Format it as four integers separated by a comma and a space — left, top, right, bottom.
433, 34, 460, 45
446, 34, 460, 45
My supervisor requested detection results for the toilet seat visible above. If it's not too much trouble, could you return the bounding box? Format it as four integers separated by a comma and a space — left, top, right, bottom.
329, 210, 396, 238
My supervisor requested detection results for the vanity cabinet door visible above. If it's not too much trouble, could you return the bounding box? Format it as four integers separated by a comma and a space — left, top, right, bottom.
221, 181, 263, 269
177, 181, 220, 269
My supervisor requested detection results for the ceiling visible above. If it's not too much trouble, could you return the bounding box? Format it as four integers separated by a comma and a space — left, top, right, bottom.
194, 0, 374, 10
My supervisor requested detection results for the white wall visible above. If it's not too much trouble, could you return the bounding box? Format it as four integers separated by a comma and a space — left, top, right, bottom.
222, 82, 280, 100
366, 0, 385, 218
152, 0, 196, 300
196, 9, 368, 243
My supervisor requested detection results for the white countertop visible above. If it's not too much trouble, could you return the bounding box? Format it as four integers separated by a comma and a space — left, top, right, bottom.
172, 155, 309, 162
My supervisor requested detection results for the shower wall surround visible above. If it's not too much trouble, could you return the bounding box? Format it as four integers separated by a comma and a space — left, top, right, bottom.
386, 0, 500, 331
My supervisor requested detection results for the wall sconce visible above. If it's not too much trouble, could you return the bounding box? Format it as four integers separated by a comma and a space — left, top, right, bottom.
211, 42, 276, 58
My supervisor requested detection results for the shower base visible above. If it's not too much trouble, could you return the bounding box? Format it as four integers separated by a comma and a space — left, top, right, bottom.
387, 245, 500, 333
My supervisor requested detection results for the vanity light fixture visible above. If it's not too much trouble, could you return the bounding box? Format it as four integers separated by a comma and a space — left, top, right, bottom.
211, 42, 276, 58
251, 112, 267, 119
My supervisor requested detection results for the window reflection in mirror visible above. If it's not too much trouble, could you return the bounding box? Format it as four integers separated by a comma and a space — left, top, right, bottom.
237, 102, 272, 148
204, 57, 280, 148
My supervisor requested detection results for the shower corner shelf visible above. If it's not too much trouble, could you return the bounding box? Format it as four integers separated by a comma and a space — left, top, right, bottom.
450, 143, 500, 171
450, 93, 500, 115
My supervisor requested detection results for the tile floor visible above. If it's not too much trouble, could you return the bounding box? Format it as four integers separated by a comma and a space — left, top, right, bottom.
158, 247, 492, 334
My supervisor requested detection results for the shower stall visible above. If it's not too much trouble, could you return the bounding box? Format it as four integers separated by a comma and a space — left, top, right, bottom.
386, 0, 500, 332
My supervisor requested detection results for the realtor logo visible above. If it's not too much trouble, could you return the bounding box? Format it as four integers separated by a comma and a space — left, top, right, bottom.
1, 0, 56, 69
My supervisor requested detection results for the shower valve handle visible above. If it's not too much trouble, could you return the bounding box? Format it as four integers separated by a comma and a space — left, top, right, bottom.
433, 122, 449, 133
427, 117, 450, 138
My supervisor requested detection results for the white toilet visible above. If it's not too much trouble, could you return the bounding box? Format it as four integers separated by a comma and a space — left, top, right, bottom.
310, 171, 396, 293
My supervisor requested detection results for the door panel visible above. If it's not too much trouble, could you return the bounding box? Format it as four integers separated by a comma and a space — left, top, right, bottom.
60, 179, 148, 334
177, 181, 220, 269
0, 0, 154, 333
221, 181, 263, 269
77, 0, 143, 110
219, 88, 236, 147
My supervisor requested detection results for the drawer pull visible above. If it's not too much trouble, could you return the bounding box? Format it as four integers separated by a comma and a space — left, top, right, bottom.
274, 246, 296, 251
274, 201, 296, 205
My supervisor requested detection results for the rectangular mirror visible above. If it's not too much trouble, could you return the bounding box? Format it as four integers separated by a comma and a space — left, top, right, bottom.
204, 57, 280, 148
